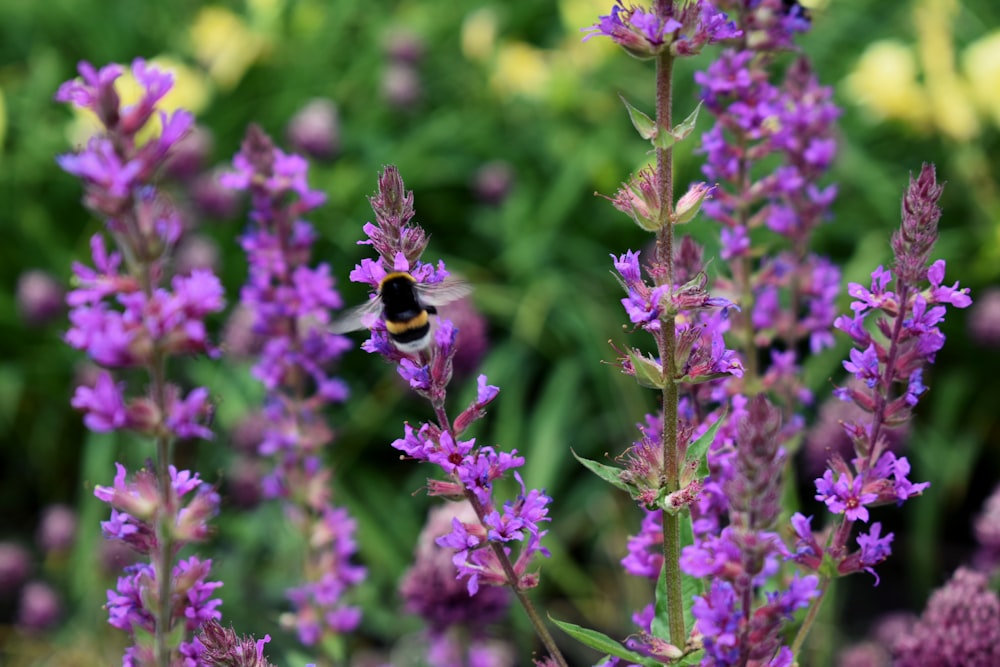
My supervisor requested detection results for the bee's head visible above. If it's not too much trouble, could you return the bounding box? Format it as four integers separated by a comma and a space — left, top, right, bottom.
378, 271, 417, 295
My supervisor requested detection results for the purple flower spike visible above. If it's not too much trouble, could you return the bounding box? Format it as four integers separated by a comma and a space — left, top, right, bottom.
225, 124, 365, 648
584, 2, 740, 59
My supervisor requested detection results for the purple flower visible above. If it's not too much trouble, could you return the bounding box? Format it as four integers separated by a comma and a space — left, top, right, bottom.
16, 580, 61, 633
107, 563, 155, 633
719, 225, 750, 260
926, 259, 972, 308
106, 556, 221, 638
843, 344, 881, 388
427, 431, 476, 475
71, 371, 128, 432
54, 61, 123, 121
583, 4, 682, 56
621, 509, 663, 579
883, 453, 930, 503
856, 522, 893, 581
584, 1, 740, 59
286, 98, 340, 161
692, 580, 741, 666
199, 620, 279, 667
789, 513, 821, 566
815, 471, 877, 523
164, 386, 214, 440
399, 357, 433, 391
57, 136, 143, 199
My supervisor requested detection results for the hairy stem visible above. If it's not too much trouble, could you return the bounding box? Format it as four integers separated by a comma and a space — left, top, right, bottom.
653, 43, 686, 647
150, 351, 175, 667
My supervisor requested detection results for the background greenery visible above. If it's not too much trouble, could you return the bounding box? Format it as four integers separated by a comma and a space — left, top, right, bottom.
1, 0, 998, 665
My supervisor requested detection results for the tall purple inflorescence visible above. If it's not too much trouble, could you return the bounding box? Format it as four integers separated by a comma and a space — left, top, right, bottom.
582, 0, 759, 660
343, 166, 561, 664
790, 165, 970, 591
221, 125, 365, 647
694, 0, 840, 425
56, 58, 224, 667
682, 396, 818, 666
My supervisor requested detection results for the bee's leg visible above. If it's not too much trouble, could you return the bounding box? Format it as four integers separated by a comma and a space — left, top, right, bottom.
425, 305, 438, 315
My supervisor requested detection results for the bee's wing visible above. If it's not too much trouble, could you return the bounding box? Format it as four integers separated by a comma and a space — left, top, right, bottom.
329, 297, 383, 333
416, 277, 473, 307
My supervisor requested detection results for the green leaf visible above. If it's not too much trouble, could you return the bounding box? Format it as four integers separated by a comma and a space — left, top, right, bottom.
652, 563, 670, 639
684, 408, 727, 478
677, 650, 706, 666
628, 348, 667, 389
651, 131, 678, 150
549, 617, 663, 667
669, 101, 703, 143
680, 516, 704, 636
818, 551, 841, 580
619, 94, 657, 141
571, 449, 630, 493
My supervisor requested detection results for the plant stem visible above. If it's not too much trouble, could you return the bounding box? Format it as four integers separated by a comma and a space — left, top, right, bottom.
653, 41, 686, 647
464, 490, 569, 667
150, 351, 175, 667
440, 398, 566, 666
790, 574, 830, 657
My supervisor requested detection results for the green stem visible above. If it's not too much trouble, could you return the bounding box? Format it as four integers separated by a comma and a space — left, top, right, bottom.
464, 490, 569, 667
653, 45, 686, 648
790, 574, 830, 657
440, 394, 566, 666
150, 352, 175, 667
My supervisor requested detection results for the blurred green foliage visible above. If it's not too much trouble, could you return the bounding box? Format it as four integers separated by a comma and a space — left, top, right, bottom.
2, 0, 999, 665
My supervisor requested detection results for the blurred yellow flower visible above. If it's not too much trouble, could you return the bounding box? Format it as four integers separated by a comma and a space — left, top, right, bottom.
844, 40, 929, 126
462, 7, 498, 63
914, 0, 979, 141
189, 6, 268, 90
492, 41, 552, 100
844, 0, 991, 142
963, 31, 1000, 128
923, 76, 980, 141
558, 0, 610, 34
558, 0, 617, 69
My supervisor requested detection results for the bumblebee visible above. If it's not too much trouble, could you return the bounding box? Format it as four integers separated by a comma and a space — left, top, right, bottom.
331, 271, 471, 352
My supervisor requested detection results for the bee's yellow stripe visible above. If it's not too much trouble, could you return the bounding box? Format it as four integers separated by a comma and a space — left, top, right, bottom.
386, 310, 429, 334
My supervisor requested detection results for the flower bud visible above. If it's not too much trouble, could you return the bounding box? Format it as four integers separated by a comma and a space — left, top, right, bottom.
610, 167, 662, 232
286, 98, 340, 161
17, 270, 65, 327
0, 542, 31, 596
674, 182, 714, 224
17, 581, 60, 632
36, 505, 77, 555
